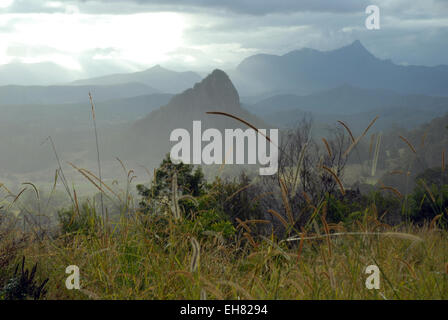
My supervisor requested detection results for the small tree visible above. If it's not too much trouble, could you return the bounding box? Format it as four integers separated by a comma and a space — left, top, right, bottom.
136, 154, 206, 215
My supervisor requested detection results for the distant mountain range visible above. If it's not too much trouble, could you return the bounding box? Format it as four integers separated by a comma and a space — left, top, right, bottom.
232, 40, 448, 97
245, 84, 448, 133
0, 62, 83, 86
0, 82, 158, 105
247, 84, 405, 115
0, 93, 173, 129
0, 63, 202, 95
3, 40, 448, 99
72, 65, 202, 94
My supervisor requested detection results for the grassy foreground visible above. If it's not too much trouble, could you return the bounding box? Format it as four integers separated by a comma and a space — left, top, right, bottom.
2, 209, 447, 300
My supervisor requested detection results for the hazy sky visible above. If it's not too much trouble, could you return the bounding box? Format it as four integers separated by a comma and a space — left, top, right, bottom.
0, 0, 447, 76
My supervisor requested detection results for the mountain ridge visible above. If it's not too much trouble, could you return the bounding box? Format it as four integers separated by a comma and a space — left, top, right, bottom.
72, 65, 202, 94
0, 82, 158, 105
232, 40, 448, 97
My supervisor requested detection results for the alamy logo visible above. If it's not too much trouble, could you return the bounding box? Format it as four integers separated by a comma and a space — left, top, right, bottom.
170, 121, 278, 175
65, 265, 80, 290
365, 265, 380, 289
365, 5, 380, 30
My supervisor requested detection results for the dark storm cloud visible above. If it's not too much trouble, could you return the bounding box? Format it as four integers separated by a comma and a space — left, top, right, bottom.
6, 0, 370, 15
2, 0, 448, 68
127, 0, 370, 15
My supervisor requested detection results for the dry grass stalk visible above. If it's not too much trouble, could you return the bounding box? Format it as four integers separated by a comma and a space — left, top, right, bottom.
380, 186, 403, 199
279, 178, 294, 226
320, 213, 332, 257
322, 138, 332, 157
394, 257, 417, 279
296, 228, 306, 261
190, 237, 200, 273
243, 232, 258, 247
363, 116, 379, 136
343, 116, 378, 158
267, 209, 289, 229
291, 140, 310, 196
285, 231, 423, 243
206, 111, 272, 143
321, 165, 345, 196
225, 184, 251, 202
171, 172, 181, 220
242, 219, 271, 225
371, 132, 382, 177
42, 136, 74, 205
399, 135, 417, 154
429, 214, 442, 230
68, 162, 108, 197
419, 179, 436, 204
79, 167, 121, 201
236, 217, 252, 233
337, 120, 355, 143
89, 92, 104, 221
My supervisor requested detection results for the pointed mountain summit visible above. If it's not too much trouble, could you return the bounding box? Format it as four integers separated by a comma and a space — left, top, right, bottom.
332, 40, 374, 59
167, 69, 241, 114
129, 69, 268, 160
344, 40, 368, 51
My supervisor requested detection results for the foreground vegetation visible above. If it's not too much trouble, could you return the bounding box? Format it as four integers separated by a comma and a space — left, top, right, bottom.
1, 206, 447, 299
1, 116, 447, 300
1, 158, 447, 300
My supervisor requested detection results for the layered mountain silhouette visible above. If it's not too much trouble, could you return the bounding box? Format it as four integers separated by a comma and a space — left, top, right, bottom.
126, 69, 268, 162
0, 93, 173, 130
248, 84, 404, 115
0, 62, 83, 86
72, 65, 202, 94
248, 84, 448, 115
0, 82, 158, 105
233, 40, 448, 96
246, 84, 448, 132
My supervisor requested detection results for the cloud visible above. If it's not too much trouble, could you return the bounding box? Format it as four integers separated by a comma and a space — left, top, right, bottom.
1, 0, 448, 78
0, 0, 14, 9
6, 0, 371, 15
0, 11, 186, 67
123, 0, 371, 15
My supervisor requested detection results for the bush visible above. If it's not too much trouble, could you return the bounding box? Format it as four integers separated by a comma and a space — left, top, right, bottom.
137, 154, 206, 215
58, 201, 101, 235
409, 181, 448, 226
137, 155, 269, 240
323, 189, 403, 226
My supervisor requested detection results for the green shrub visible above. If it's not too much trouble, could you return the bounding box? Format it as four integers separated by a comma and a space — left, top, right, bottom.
57, 201, 101, 235
137, 154, 206, 215
409, 181, 448, 226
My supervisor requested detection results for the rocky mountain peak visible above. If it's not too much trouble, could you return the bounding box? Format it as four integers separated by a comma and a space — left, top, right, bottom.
169, 69, 240, 112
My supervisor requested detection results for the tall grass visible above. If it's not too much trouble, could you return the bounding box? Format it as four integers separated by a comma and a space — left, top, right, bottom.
1, 111, 447, 300
3, 207, 446, 299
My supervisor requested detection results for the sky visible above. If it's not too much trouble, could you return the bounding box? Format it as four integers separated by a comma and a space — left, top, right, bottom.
0, 0, 447, 78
